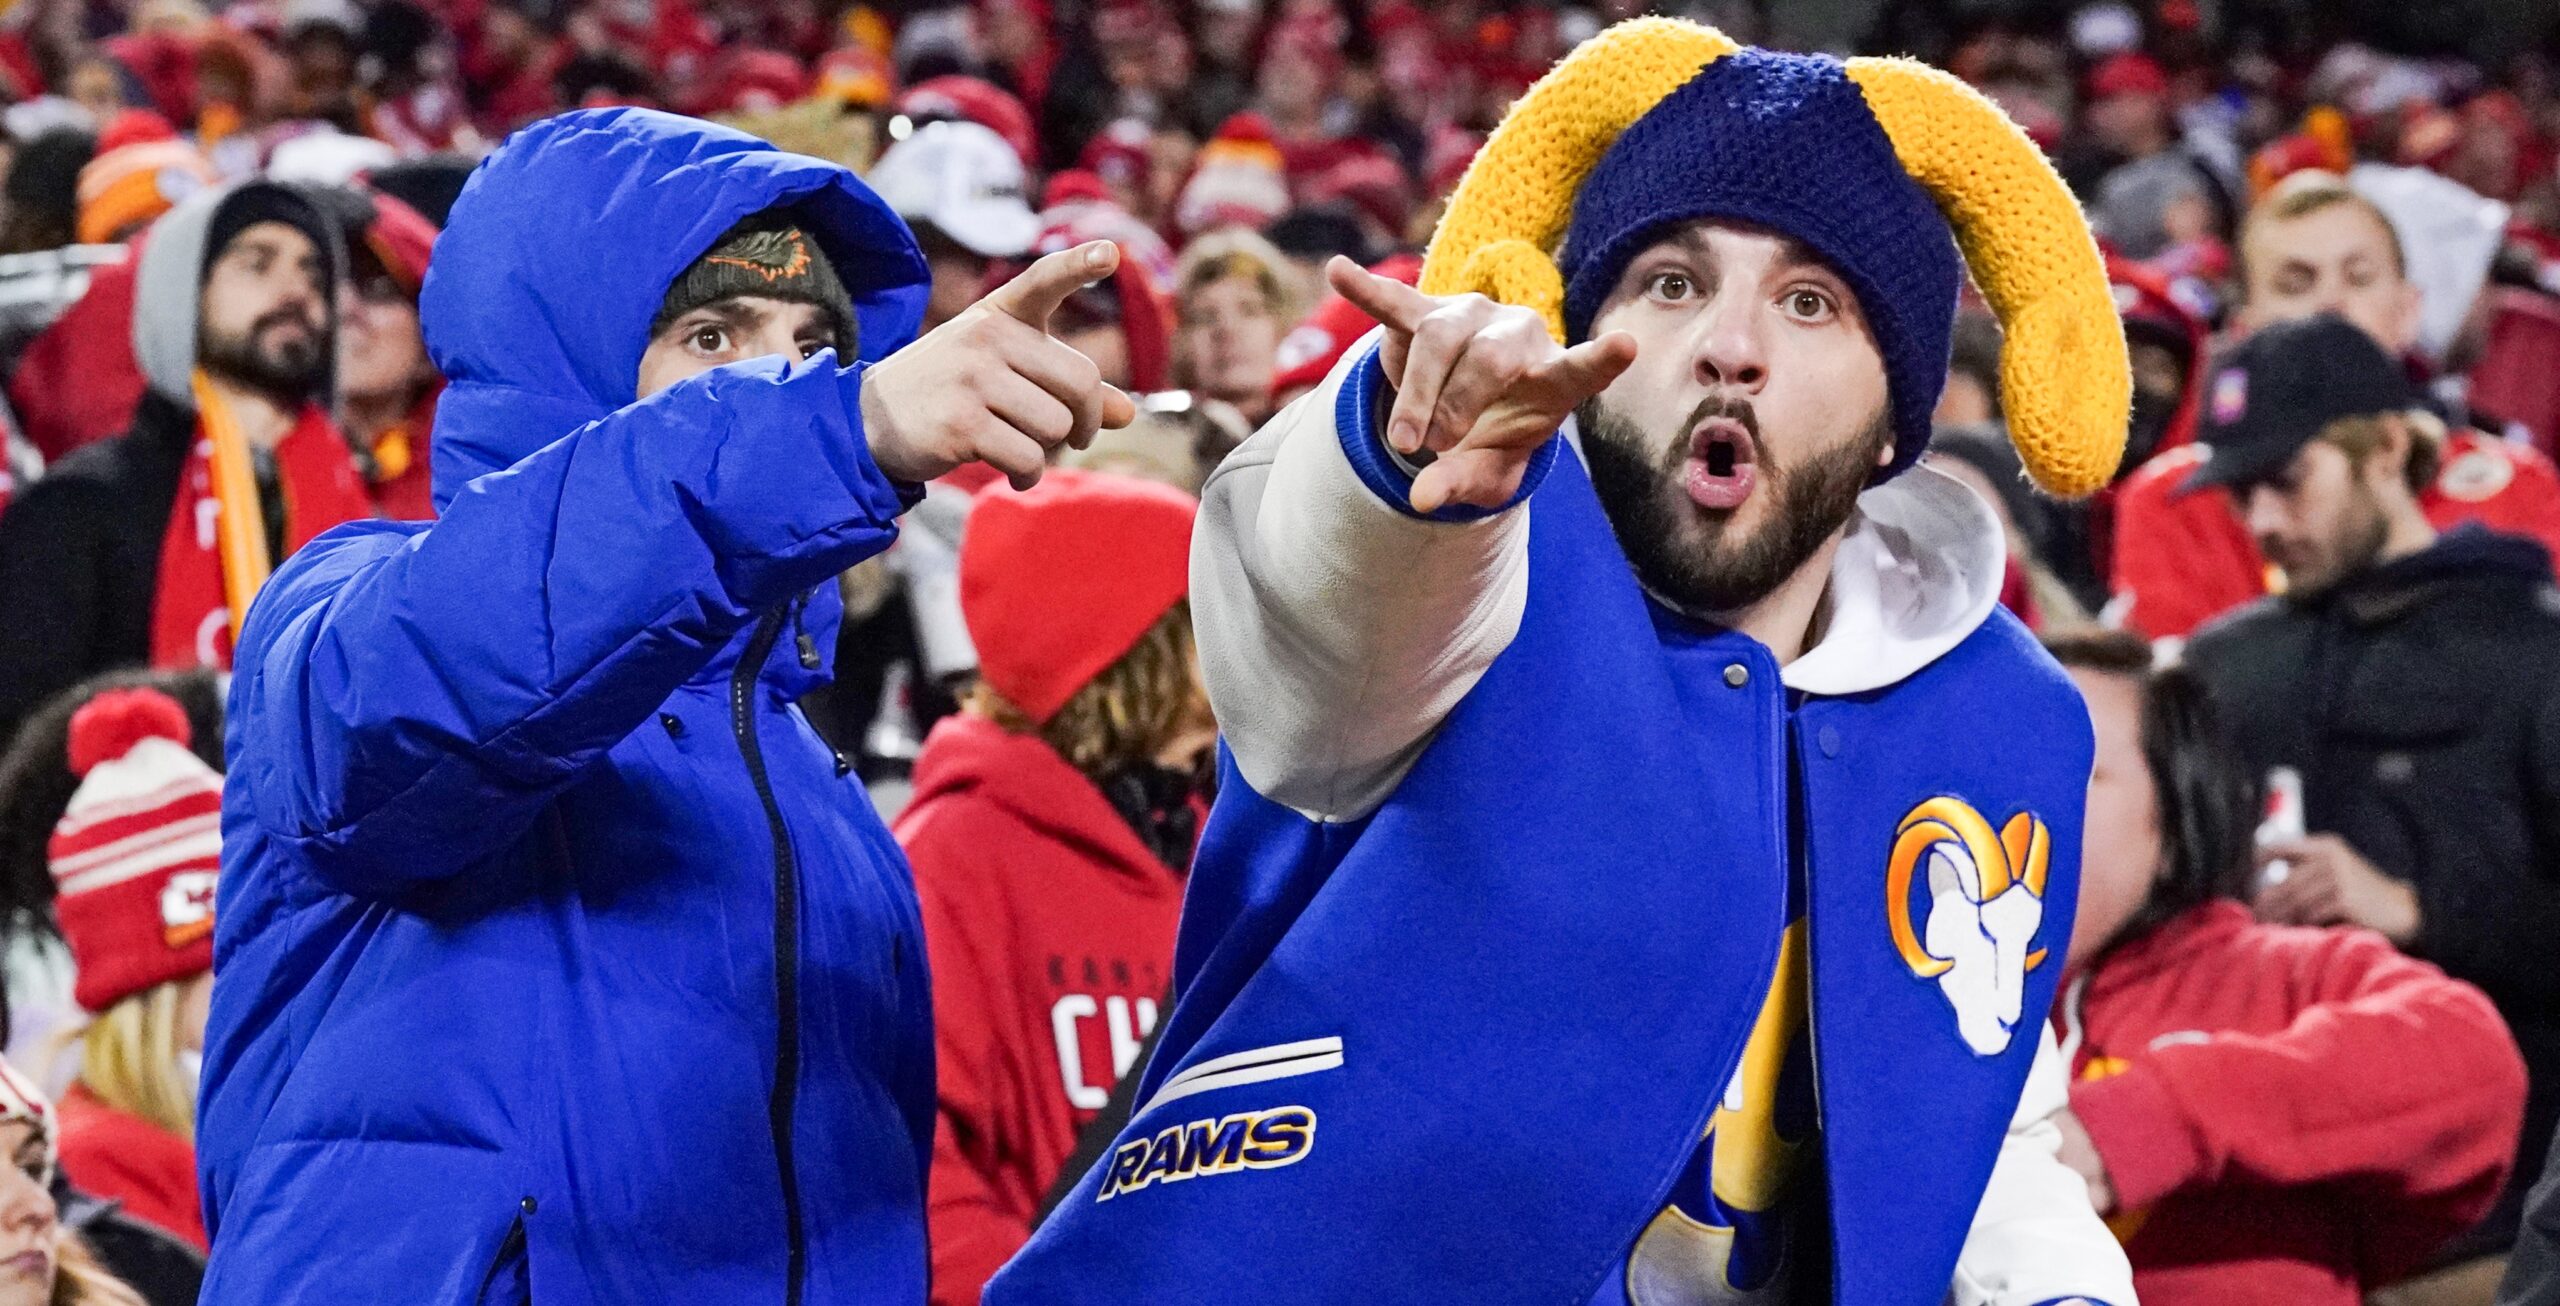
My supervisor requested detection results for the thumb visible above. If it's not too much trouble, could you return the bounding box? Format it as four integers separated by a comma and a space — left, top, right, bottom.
1098, 383, 1137, 433
1534, 331, 1638, 405
984, 240, 1118, 330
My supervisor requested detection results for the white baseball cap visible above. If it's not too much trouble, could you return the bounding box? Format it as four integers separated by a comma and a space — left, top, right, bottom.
867, 119, 1040, 260
265, 130, 399, 186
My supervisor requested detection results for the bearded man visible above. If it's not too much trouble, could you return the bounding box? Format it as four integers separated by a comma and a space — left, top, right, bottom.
990, 18, 2141, 1306
0, 180, 364, 741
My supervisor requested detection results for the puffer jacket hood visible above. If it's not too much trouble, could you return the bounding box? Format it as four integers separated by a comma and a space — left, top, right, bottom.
423, 107, 927, 511
132, 179, 342, 411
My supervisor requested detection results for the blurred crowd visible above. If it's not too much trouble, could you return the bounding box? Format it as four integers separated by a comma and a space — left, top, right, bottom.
0, 0, 2553, 1302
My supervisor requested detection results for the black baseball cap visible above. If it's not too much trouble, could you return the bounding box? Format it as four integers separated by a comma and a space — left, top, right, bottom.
2179, 314, 2418, 495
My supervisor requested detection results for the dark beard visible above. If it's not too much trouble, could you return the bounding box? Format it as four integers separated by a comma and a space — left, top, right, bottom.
198, 308, 328, 407
1577, 393, 1889, 615
2278, 478, 2392, 601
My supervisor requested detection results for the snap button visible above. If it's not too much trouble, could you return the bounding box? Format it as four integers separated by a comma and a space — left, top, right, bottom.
520, 1196, 538, 1214
1723, 663, 1749, 688
660, 713, 685, 739
1817, 725, 1841, 758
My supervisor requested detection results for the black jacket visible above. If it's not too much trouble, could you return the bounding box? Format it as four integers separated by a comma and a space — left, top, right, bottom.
2506, 1128, 2560, 1303
60, 1184, 203, 1306
0, 393, 191, 743
2188, 526, 2560, 1256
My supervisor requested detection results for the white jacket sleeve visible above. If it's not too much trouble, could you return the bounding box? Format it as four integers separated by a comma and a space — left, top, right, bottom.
1192, 331, 1536, 823
1950, 1027, 2140, 1306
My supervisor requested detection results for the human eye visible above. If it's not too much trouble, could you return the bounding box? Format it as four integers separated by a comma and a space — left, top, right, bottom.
1780, 284, 1837, 322
687, 323, 733, 355
1644, 269, 1696, 303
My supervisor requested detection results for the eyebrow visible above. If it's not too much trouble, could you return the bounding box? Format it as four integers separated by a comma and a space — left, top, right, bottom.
228, 234, 298, 260
1644, 228, 1839, 278
1772, 236, 1838, 279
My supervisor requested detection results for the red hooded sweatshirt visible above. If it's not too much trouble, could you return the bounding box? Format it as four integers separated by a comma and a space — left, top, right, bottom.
895, 713, 1187, 1306
2059, 901, 2525, 1306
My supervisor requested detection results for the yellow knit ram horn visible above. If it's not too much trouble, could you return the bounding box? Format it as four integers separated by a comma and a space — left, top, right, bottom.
1420, 18, 2130, 499
1844, 57, 2128, 496
1417, 17, 1736, 338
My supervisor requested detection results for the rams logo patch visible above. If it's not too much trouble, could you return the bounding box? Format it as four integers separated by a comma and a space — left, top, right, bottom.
1886, 797, 2052, 1057
1096, 1106, 1317, 1202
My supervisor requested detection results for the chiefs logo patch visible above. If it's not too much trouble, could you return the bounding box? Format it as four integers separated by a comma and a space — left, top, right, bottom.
2436, 446, 2514, 503
160, 870, 215, 948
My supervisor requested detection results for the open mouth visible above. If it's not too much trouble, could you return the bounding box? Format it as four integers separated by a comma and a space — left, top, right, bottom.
1684, 417, 1759, 512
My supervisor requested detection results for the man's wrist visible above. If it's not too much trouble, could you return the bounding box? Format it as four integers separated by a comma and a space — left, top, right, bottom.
845, 365, 929, 510
2378, 875, 2423, 946
1339, 340, 1554, 523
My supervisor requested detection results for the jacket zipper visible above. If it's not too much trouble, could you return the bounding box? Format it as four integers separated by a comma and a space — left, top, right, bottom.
733, 608, 807, 1306
474, 1213, 528, 1305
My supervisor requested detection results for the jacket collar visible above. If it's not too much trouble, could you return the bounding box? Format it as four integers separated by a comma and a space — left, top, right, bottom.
2318, 524, 2557, 628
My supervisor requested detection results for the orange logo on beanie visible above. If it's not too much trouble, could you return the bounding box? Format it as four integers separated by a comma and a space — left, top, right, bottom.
705, 229, 816, 283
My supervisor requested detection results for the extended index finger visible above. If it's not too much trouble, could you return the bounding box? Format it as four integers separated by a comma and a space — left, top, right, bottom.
1325, 256, 1433, 335
984, 240, 1119, 330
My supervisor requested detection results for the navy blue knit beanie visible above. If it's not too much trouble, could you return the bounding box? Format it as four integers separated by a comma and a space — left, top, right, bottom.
1558, 49, 1961, 481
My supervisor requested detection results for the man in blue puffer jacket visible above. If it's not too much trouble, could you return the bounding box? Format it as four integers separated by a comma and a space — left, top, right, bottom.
200, 108, 1136, 1304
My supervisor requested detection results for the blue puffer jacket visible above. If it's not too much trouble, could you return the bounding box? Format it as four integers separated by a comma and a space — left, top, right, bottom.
200, 109, 936, 1305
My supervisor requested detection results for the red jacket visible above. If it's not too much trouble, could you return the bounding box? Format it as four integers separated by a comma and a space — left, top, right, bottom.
2060, 901, 2524, 1306
894, 714, 1187, 1306
8, 249, 144, 464
2111, 431, 2560, 639
56, 1085, 204, 1251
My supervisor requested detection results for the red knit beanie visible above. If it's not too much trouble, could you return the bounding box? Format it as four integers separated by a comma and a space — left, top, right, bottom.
48, 688, 221, 1014
961, 469, 1198, 725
